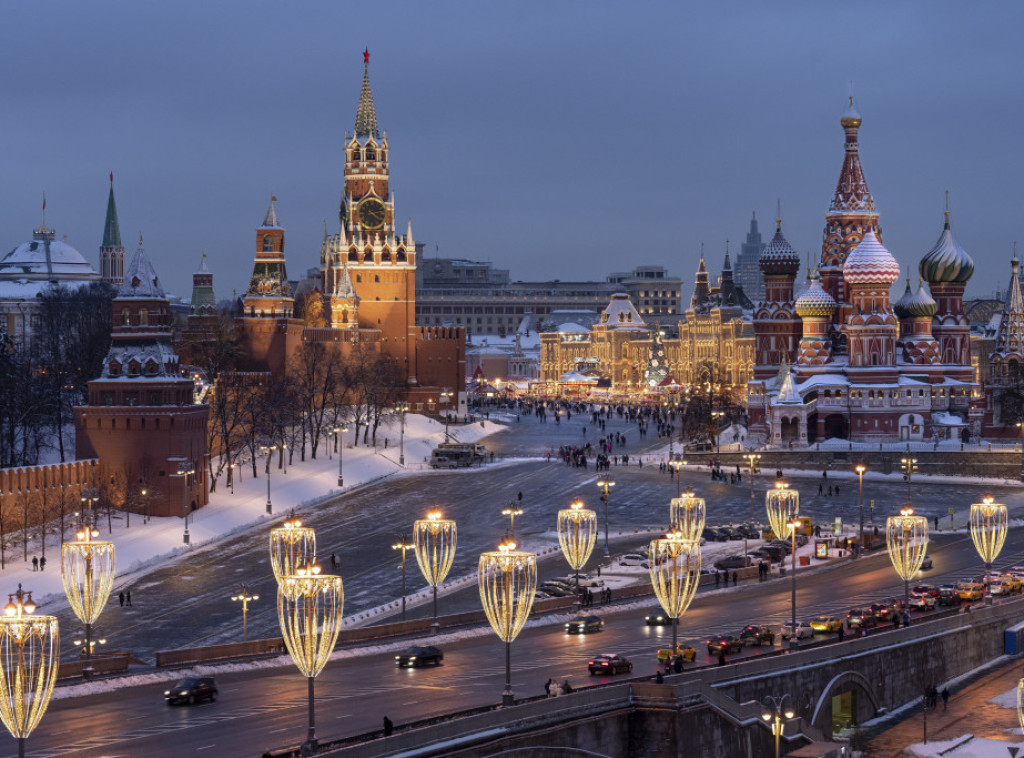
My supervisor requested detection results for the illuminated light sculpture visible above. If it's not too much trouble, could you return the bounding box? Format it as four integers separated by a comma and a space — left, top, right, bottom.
648, 530, 701, 655
669, 489, 706, 543
413, 510, 457, 632
60, 522, 114, 681
557, 499, 597, 594
1017, 678, 1024, 734
887, 506, 928, 610
479, 539, 536, 706
0, 586, 59, 758
765, 481, 799, 544
970, 496, 1007, 605
277, 563, 344, 754
269, 518, 316, 584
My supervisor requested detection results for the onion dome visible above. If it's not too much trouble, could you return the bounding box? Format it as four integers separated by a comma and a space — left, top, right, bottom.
905, 280, 938, 318
919, 213, 974, 284
893, 278, 914, 319
840, 96, 862, 128
843, 228, 901, 285
794, 273, 837, 318
759, 219, 800, 276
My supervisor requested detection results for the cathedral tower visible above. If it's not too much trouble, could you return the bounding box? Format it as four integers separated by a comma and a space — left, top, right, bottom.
99, 173, 125, 286
752, 217, 802, 379
919, 210, 975, 377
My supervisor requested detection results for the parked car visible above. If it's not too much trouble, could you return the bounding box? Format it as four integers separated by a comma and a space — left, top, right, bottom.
395, 645, 444, 667
920, 555, 933, 570
619, 554, 649, 568
588, 653, 633, 675
645, 608, 673, 626
760, 545, 786, 563
738, 524, 762, 539
781, 621, 815, 640
565, 615, 604, 634
740, 624, 776, 646
908, 592, 937, 610
937, 585, 960, 606
164, 677, 218, 705
912, 584, 939, 598
846, 609, 878, 628
707, 634, 745, 655
540, 583, 576, 598
714, 555, 752, 571
810, 615, 843, 633
563, 573, 605, 588
768, 539, 793, 554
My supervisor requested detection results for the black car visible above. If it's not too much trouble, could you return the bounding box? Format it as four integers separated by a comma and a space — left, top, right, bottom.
565, 615, 604, 634
588, 653, 632, 675
760, 545, 785, 563
164, 676, 218, 705
846, 608, 878, 628
707, 634, 744, 655
869, 602, 894, 622
395, 645, 444, 667
714, 555, 751, 571
644, 609, 673, 626
739, 624, 775, 646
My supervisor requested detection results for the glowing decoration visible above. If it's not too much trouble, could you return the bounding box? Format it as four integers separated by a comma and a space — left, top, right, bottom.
670, 489, 706, 543
557, 499, 597, 593
413, 510, 457, 628
648, 530, 701, 654
479, 539, 536, 706
970, 496, 1007, 602
60, 523, 114, 680
0, 586, 59, 758
277, 564, 344, 753
270, 518, 316, 584
765, 482, 799, 541
1017, 678, 1024, 734
887, 506, 928, 609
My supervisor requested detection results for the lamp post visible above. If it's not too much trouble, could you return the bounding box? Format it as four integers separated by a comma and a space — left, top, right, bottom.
501, 504, 523, 539
766, 482, 800, 644
596, 479, 615, 557
277, 563, 344, 754
60, 517, 114, 681
0, 585, 59, 758
557, 499, 597, 595
441, 388, 453, 442
669, 489, 706, 543
479, 539, 536, 707
761, 695, 796, 758
900, 455, 918, 505
228, 464, 235, 495
261, 445, 278, 515
648, 529, 701, 655
668, 458, 686, 497
397, 403, 409, 466
177, 460, 196, 544
269, 518, 317, 584
231, 585, 259, 642
744, 453, 762, 559
334, 426, 349, 487
392, 538, 415, 621
887, 506, 928, 611
970, 496, 1007, 605
413, 510, 457, 633
855, 464, 867, 557
72, 634, 106, 656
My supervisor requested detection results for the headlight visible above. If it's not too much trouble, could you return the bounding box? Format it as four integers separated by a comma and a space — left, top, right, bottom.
163, 690, 170, 696
179, 691, 189, 696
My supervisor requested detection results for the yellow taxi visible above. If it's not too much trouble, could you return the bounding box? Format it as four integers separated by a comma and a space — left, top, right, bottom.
956, 582, 984, 601
999, 573, 1022, 593
810, 615, 843, 633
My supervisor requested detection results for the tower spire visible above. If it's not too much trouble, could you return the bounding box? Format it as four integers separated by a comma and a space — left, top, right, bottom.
355, 48, 380, 138
103, 173, 122, 248
100, 173, 125, 285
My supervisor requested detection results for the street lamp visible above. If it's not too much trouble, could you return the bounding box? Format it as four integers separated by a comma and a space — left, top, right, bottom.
761, 695, 796, 758
269, 518, 317, 584
596, 479, 615, 557
887, 506, 928, 611
73, 634, 106, 655
231, 585, 259, 642
557, 499, 597, 595
711, 410, 725, 461
261, 445, 278, 515
334, 426, 349, 487
744, 453, 761, 558
413, 510, 457, 633
479, 539, 536, 707
501, 504, 524, 539
0, 585, 59, 758
392, 538, 415, 622
397, 402, 409, 466
669, 489, 706, 544
970, 496, 1007, 605
855, 464, 867, 557
766, 482, 800, 642
900, 455, 918, 505
176, 460, 196, 544
277, 563, 343, 754
668, 458, 686, 497
60, 519, 114, 680
440, 388, 453, 442
648, 529, 701, 656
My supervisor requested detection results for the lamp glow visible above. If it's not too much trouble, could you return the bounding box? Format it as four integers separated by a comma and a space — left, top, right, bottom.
765, 482, 799, 541
269, 518, 316, 584
887, 506, 928, 610
970, 496, 1007, 604
648, 530, 701, 654
61, 522, 114, 681
557, 499, 597, 595
413, 510, 457, 630
669, 489, 706, 543
479, 539, 536, 706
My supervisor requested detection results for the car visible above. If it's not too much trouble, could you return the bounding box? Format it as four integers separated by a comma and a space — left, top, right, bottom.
588, 653, 633, 675
781, 621, 814, 640
768, 539, 793, 554
846, 609, 878, 628
395, 645, 444, 667
739, 624, 776, 646
565, 614, 604, 634
714, 555, 752, 571
869, 602, 894, 622
920, 555, 933, 570
912, 584, 939, 598
810, 615, 843, 633
999, 573, 1022, 593
908, 591, 937, 610
707, 634, 744, 655
540, 584, 576, 598
701, 527, 725, 542
564, 574, 605, 588
937, 585, 960, 606
657, 643, 697, 664
760, 545, 785, 563
956, 582, 984, 601
164, 676, 218, 705
645, 609, 673, 626
619, 554, 649, 568
722, 527, 744, 541
738, 524, 762, 539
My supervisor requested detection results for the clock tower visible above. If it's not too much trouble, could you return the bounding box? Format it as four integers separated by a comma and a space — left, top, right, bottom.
321, 50, 418, 380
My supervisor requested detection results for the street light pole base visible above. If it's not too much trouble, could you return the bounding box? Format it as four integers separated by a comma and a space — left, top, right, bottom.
265, 501, 272, 515
788, 639, 799, 650
82, 667, 94, 681
501, 691, 515, 707
400, 455, 405, 466
183, 531, 190, 545
338, 476, 344, 487
431, 622, 440, 635
603, 544, 610, 557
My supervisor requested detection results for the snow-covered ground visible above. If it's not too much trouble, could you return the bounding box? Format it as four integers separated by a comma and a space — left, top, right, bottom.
905, 736, 1023, 757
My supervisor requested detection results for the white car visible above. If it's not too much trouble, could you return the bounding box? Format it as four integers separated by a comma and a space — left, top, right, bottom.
619, 554, 649, 568
780, 621, 814, 640
908, 591, 937, 609
564, 574, 605, 588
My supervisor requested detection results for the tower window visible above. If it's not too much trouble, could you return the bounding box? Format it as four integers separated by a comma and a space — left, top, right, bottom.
352, 148, 361, 161
122, 309, 131, 326
263, 236, 273, 252
139, 309, 149, 326
366, 146, 376, 161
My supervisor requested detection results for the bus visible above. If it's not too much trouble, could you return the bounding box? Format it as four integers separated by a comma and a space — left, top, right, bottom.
436, 442, 487, 462
431, 448, 475, 469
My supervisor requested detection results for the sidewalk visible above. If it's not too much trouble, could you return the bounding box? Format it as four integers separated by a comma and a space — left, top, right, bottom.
863, 656, 1023, 757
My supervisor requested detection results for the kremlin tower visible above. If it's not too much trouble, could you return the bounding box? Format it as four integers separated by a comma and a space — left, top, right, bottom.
99, 173, 124, 286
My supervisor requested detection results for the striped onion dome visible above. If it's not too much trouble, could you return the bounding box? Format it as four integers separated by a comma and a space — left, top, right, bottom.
759, 220, 800, 276
919, 216, 974, 284
843, 228, 901, 285
794, 274, 837, 318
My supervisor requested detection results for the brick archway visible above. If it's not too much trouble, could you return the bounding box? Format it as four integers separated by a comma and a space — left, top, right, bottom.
810, 669, 882, 736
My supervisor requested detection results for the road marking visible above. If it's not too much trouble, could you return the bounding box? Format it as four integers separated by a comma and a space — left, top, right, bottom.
269, 727, 291, 734
196, 744, 218, 751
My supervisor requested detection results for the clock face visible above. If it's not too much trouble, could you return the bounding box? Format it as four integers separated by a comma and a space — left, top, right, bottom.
358, 198, 387, 230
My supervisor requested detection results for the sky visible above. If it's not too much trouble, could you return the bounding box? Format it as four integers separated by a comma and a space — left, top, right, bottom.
3, 2, 1023, 303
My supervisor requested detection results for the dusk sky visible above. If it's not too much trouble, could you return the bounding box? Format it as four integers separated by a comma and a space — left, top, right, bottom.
3, 2, 1023, 303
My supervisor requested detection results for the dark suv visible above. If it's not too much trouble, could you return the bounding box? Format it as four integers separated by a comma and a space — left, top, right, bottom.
739, 624, 775, 646
846, 608, 878, 628
706, 634, 744, 655
164, 676, 218, 705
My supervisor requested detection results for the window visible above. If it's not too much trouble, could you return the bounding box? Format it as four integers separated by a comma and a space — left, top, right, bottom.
366, 146, 376, 161
352, 148, 361, 161
122, 309, 131, 326
139, 309, 149, 326
263, 236, 273, 252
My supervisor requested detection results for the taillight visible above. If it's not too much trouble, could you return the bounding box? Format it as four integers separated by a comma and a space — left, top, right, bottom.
602, 662, 609, 667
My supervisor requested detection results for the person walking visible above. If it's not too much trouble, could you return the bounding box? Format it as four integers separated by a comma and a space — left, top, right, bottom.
838, 624, 845, 642
119, 591, 125, 607
941, 688, 950, 710
39, 556, 45, 571
732, 571, 738, 586
31, 557, 38, 572
655, 669, 664, 684
126, 590, 132, 607
383, 716, 393, 736
561, 680, 573, 695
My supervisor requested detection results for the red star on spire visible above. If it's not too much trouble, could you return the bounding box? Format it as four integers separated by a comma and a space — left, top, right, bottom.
363, 48, 369, 64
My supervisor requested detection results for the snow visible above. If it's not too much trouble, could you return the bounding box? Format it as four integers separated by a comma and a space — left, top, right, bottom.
905, 736, 1023, 757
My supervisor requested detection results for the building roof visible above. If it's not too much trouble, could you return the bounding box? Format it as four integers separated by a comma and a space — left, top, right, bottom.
843, 228, 900, 285
261, 196, 282, 229
0, 226, 100, 283
794, 273, 837, 317
759, 219, 800, 276
355, 50, 380, 139
600, 293, 646, 329
829, 97, 876, 214
919, 214, 974, 284
118, 237, 166, 298
102, 175, 122, 248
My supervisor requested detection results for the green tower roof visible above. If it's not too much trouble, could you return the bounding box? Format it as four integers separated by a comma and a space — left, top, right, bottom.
102, 174, 122, 248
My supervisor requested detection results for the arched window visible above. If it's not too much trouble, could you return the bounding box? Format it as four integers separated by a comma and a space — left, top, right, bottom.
374, 275, 380, 283
122, 309, 131, 326
366, 145, 376, 161
139, 309, 149, 326
263, 235, 273, 252
352, 148, 361, 161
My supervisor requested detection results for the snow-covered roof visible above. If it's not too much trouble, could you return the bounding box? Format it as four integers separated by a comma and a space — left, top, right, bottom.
0, 227, 100, 283
843, 229, 901, 285
600, 293, 646, 329
558, 370, 599, 384
119, 241, 166, 299
558, 322, 590, 333
931, 411, 967, 426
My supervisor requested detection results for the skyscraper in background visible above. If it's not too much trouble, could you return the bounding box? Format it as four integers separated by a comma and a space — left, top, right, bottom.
734, 212, 765, 301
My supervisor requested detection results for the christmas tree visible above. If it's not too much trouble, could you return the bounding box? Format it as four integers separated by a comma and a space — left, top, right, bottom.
643, 330, 670, 388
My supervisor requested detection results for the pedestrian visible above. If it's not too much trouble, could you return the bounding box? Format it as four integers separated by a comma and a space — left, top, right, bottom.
544, 678, 552, 695
39, 556, 45, 571
828, 485, 833, 497
893, 614, 900, 629
732, 571, 738, 586
126, 590, 132, 606
941, 688, 949, 710
673, 655, 683, 674
331, 553, 338, 571
818, 483, 823, 495
902, 612, 910, 627
596, 565, 601, 577
715, 571, 721, 587
384, 438, 388, 448
383, 716, 393, 736
31, 557, 38, 572
835, 484, 840, 496
934, 516, 939, 530
119, 591, 125, 607
655, 669, 664, 684
717, 650, 726, 666
823, 470, 828, 481
561, 679, 572, 695
838, 624, 845, 642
